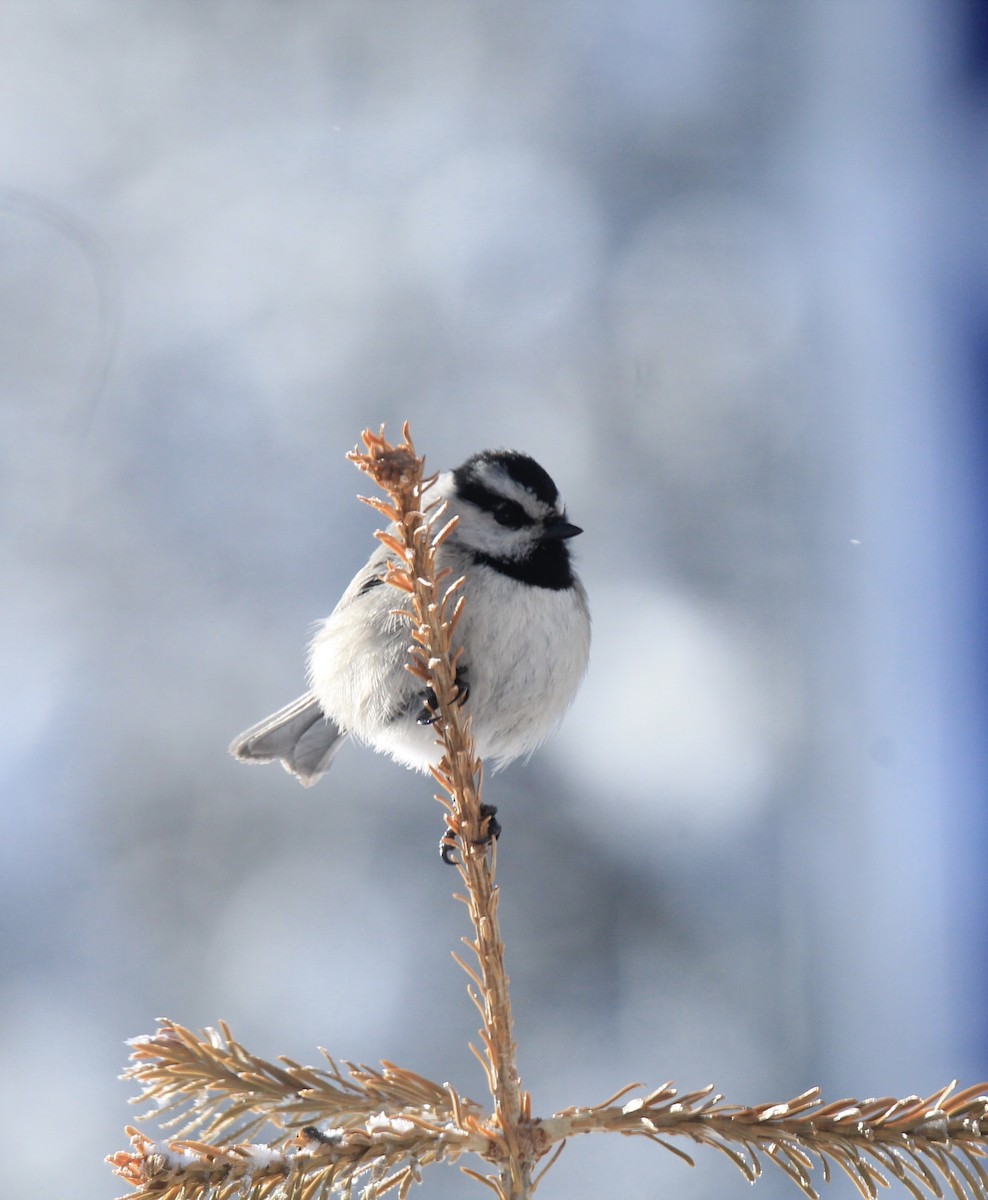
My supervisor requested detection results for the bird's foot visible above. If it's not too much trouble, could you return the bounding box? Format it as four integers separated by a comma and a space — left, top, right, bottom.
440, 803, 500, 865
416, 665, 470, 725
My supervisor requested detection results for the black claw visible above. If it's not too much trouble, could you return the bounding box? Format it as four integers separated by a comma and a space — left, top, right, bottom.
453, 664, 470, 707
416, 686, 440, 726
417, 665, 471, 726
440, 836, 458, 866
480, 803, 501, 842
438, 803, 500, 865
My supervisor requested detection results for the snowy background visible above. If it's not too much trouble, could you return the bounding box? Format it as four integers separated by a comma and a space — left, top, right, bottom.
2, 2, 987, 1198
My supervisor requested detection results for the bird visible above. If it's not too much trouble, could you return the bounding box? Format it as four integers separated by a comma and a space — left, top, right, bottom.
230, 448, 591, 788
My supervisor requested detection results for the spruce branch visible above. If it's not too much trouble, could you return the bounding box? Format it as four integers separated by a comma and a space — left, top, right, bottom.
537, 1080, 988, 1200
109, 1018, 988, 1200
120, 1019, 480, 1144
347, 423, 533, 1197
109, 423, 988, 1200
112, 1019, 491, 1199
107, 1116, 489, 1200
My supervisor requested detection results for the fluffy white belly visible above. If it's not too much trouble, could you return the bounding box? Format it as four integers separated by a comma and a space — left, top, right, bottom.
307, 564, 590, 772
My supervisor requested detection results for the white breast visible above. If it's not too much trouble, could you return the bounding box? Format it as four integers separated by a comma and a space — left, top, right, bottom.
452, 564, 591, 765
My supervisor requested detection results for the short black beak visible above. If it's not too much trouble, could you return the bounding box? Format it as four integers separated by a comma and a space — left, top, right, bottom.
545, 517, 583, 540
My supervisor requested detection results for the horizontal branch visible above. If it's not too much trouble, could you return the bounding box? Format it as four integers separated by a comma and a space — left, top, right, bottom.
109, 1118, 494, 1200
121, 1020, 481, 1144
113, 1026, 988, 1200
540, 1081, 988, 1200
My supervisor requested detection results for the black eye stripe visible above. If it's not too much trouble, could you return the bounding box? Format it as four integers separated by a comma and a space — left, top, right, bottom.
492, 499, 531, 528
455, 479, 537, 526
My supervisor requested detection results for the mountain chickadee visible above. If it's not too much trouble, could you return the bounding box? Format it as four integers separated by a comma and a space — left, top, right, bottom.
230, 449, 591, 785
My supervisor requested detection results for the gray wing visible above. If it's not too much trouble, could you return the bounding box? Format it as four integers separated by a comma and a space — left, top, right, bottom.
229, 693, 347, 787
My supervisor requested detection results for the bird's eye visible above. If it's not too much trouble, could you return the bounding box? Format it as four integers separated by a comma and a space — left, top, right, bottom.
492, 499, 529, 528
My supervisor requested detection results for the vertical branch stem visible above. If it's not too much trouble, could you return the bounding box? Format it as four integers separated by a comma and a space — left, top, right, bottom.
349, 426, 535, 1198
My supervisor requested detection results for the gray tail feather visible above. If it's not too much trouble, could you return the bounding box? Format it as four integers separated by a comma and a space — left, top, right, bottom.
229, 692, 347, 787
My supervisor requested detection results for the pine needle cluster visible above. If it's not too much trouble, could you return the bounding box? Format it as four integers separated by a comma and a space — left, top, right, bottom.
109, 424, 988, 1200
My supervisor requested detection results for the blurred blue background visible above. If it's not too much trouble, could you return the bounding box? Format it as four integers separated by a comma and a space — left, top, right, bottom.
2, 2, 986, 1198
